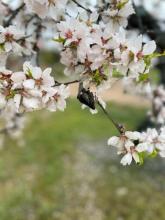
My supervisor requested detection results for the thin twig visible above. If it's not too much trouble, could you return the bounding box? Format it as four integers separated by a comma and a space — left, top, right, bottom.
71, 0, 92, 13
55, 79, 80, 86
97, 100, 125, 134
4, 3, 25, 27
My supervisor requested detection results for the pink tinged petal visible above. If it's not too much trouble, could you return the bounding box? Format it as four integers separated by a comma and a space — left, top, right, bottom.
11, 72, 26, 83
107, 136, 119, 147
32, 67, 42, 79
23, 61, 31, 73
120, 153, 132, 166
28, 89, 42, 97
143, 41, 156, 55
57, 99, 66, 111
42, 68, 54, 87
23, 79, 35, 89
23, 97, 40, 110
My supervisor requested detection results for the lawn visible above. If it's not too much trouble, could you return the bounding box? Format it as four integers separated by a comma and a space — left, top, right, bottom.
0, 99, 164, 220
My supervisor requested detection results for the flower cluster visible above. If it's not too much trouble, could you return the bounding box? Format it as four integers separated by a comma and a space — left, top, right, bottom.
0, 0, 164, 166
24, 0, 68, 20
0, 62, 69, 112
0, 25, 24, 54
101, 0, 135, 30
108, 127, 165, 166
57, 11, 156, 92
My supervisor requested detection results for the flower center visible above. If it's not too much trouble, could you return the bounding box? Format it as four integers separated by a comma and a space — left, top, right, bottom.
5, 33, 14, 42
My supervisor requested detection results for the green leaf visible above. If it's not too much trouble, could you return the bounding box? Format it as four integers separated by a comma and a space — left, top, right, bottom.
0, 44, 5, 52
92, 69, 108, 86
138, 73, 149, 82
138, 153, 144, 165
144, 51, 165, 68
53, 37, 65, 44
6, 90, 16, 100
117, 0, 129, 10
26, 68, 33, 78
112, 68, 123, 78
149, 149, 158, 158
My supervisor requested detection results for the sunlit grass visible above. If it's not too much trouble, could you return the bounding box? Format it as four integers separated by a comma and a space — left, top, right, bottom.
0, 99, 164, 220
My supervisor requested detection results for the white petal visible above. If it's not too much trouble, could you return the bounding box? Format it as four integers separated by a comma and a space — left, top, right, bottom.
0, 34, 5, 43
120, 153, 132, 166
159, 151, 165, 158
125, 139, 134, 149
11, 72, 26, 83
136, 143, 148, 152
23, 97, 40, 110
4, 42, 12, 52
125, 131, 140, 140
0, 94, 7, 109
107, 136, 119, 147
143, 41, 156, 55
57, 99, 66, 111
23, 79, 35, 89
14, 94, 21, 111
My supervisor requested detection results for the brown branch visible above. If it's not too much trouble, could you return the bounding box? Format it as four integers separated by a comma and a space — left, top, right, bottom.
55, 79, 80, 86
71, 0, 92, 13
4, 3, 25, 27
97, 100, 125, 134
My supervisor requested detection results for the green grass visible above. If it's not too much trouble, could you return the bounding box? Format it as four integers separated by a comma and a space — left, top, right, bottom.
0, 99, 164, 220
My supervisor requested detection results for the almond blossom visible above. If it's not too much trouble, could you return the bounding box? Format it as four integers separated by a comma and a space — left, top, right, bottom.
24, 0, 68, 20
0, 63, 70, 112
0, 25, 24, 54
0, 0, 164, 166
102, 0, 135, 30
108, 128, 165, 166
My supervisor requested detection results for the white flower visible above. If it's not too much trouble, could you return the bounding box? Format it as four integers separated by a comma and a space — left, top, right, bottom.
120, 152, 140, 166
0, 25, 23, 54
127, 35, 156, 62
102, 1, 135, 30
108, 131, 140, 153
44, 85, 70, 112
108, 130, 147, 166
24, 0, 68, 20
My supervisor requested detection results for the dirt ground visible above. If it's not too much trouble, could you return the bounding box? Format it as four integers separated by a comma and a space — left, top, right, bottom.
69, 82, 150, 107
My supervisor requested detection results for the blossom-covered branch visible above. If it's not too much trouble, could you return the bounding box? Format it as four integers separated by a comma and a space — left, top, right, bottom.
0, 0, 164, 166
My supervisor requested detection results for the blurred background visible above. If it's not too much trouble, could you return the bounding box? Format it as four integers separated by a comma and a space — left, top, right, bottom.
0, 0, 165, 220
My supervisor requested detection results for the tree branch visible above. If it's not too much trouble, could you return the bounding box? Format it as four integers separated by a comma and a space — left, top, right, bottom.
71, 0, 92, 13
97, 100, 125, 134
55, 79, 80, 86
4, 3, 25, 27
